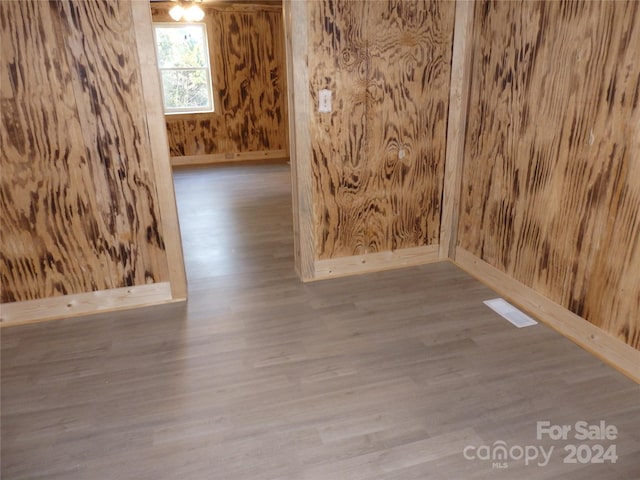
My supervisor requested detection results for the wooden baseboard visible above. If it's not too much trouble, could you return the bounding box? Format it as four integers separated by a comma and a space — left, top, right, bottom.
170, 150, 289, 167
0, 282, 177, 327
454, 247, 640, 383
312, 245, 440, 281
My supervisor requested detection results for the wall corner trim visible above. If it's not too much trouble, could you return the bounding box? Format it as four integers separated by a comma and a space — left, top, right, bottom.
284, 0, 315, 281
131, 0, 188, 300
454, 247, 640, 383
439, 0, 475, 261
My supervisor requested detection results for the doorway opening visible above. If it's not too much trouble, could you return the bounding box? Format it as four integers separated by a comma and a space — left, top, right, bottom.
145, 0, 296, 289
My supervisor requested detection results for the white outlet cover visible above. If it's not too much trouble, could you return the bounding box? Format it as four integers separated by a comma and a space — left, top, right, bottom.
319, 89, 332, 113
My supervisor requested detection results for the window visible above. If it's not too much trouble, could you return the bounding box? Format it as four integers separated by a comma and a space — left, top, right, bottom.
153, 23, 214, 114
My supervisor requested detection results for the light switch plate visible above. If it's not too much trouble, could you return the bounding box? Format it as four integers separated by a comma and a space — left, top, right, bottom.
318, 89, 332, 113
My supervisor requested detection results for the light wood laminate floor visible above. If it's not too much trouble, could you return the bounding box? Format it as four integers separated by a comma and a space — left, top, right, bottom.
2, 164, 639, 479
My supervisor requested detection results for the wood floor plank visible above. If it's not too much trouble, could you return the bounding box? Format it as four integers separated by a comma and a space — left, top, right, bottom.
2, 164, 639, 479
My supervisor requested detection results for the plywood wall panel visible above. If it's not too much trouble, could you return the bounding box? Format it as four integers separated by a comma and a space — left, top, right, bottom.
216, 9, 287, 152
308, 0, 454, 259
308, 0, 369, 259
164, 116, 230, 157
0, 0, 169, 303
152, 4, 288, 159
458, 0, 640, 349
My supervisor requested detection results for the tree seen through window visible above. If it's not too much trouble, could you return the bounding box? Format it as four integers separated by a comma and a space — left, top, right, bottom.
153, 23, 214, 114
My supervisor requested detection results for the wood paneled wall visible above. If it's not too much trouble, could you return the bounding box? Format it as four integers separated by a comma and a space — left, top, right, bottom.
0, 0, 184, 319
458, 0, 640, 350
151, 2, 288, 161
307, 0, 455, 260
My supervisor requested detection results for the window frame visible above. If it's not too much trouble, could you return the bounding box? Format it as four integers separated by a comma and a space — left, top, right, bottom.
152, 22, 215, 115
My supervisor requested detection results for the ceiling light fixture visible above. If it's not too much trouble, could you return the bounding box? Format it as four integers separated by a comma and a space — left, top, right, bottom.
169, 1, 205, 22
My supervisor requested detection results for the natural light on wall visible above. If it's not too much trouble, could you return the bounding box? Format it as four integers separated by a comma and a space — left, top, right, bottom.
169, 1, 205, 22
